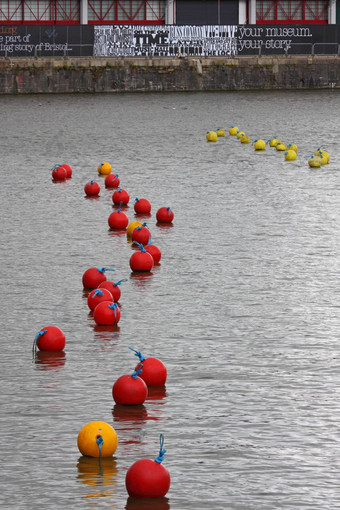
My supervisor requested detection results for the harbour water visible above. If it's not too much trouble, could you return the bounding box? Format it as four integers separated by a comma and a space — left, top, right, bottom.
1, 89, 340, 509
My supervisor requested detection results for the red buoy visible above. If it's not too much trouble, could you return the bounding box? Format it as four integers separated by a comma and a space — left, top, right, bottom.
93, 301, 121, 326
108, 206, 129, 230
156, 207, 174, 223
112, 364, 148, 405
87, 288, 114, 311
130, 243, 153, 272
105, 173, 120, 188
33, 326, 66, 352
82, 267, 115, 290
125, 434, 170, 498
98, 279, 127, 302
134, 198, 151, 214
144, 235, 161, 264
131, 224, 151, 245
130, 347, 167, 386
52, 164, 67, 181
112, 188, 130, 206
62, 164, 72, 179
84, 180, 100, 197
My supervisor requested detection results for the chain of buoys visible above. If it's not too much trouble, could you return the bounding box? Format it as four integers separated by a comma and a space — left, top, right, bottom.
206, 127, 331, 170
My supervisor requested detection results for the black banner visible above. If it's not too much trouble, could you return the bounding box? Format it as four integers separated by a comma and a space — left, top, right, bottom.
0, 24, 339, 58
0, 25, 93, 57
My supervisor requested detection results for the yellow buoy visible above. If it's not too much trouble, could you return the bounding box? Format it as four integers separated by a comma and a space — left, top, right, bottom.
229, 126, 239, 136
276, 142, 286, 151
236, 130, 246, 140
269, 137, 281, 147
77, 421, 118, 458
308, 155, 322, 168
206, 131, 217, 142
98, 162, 112, 175
287, 143, 298, 153
315, 149, 329, 164
240, 134, 250, 144
216, 128, 225, 137
284, 150, 297, 161
254, 139, 266, 151
127, 220, 143, 238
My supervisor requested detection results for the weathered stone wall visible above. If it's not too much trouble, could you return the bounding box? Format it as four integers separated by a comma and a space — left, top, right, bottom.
0, 55, 339, 94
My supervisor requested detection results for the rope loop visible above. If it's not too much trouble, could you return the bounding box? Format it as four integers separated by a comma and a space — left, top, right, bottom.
131, 362, 143, 379
32, 329, 48, 352
96, 435, 104, 457
113, 278, 128, 287
129, 346, 146, 362
154, 434, 166, 464
92, 289, 103, 298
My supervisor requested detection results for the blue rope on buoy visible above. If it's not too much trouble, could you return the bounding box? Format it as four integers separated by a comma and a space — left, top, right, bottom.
32, 329, 47, 352
97, 267, 115, 273
132, 241, 146, 253
135, 197, 139, 203
129, 346, 146, 362
92, 289, 104, 298
117, 188, 122, 192
154, 434, 166, 464
142, 222, 148, 228
131, 362, 143, 379
147, 234, 152, 245
90, 180, 94, 184
135, 226, 142, 231
96, 435, 104, 457
167, 207, 171, 215
113, 279, 128, 287
108, 303, 118, 320
52, 164, 62, 171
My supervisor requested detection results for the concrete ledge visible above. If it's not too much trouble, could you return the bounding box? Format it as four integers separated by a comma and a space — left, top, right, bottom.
0, 55, 339, 93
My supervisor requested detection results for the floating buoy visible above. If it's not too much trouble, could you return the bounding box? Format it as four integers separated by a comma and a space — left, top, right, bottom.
131, 223, 151, 245
98, 162, 111, 175
77, 421, 118, 458
229, 126, 239, 136
127, 221, 143, 238
268, 137, 280, 147
52, 164, 67, 181
82, 267, 115, 290
33, 325, 66, 352
112, 364, 148, 405
206, 131, 217, 142
93, 301, 120, 326
315, 149, 329, 164
134, 198, 151, 215
287, 143, 298, 153
308, 155, 322, 168
98, 279, 127, 302
216, 128, 225, 137
130, 347, 167, 386
62, 164, 72, 178
87, 288, 114, 311
240, 134, 250, 144
236, 130, 246, 139
112, 188, 130, 206
105, 173, 120, 188
156, 207, 174, 224
276, 142, 286, 151
144, 235, 161, 264
130, 243, 154, 272
108, 206, 129, 230
284, 150, 297, 161
254, 139, 266, 151
84, 180, 100, 197
125, 434, 170, 498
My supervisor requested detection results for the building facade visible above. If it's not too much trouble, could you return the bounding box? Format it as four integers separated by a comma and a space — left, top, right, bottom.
0, 0, 338, 25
